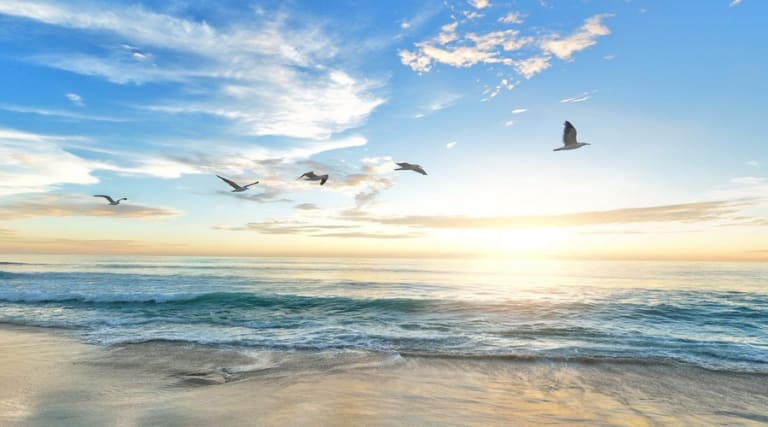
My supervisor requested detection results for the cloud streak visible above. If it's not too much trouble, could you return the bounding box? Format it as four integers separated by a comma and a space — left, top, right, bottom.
345, 199, 758, 229
0, 194, 180, 220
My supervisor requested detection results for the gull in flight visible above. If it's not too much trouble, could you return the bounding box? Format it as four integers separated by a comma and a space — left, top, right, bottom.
299, 171, 328, 185
554, 121, 590, 151
217, 175, 259, 192
394, 162, 427, 175
93, 195, 127, 205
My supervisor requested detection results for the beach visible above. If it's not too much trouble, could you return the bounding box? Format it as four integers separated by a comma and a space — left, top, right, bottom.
2, 325, 767, 426
1, 256, 768, 425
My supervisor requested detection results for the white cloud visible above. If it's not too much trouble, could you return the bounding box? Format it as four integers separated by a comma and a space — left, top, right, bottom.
512, 108, 527, 114
446, 141, 457, 149
0, 127, 368, 196
499, 12, 523, 24
401, 20, 412, 30
0, 128, 100, 196
540, 14, 613, 60
400, 28, 533, 73
504, 120, 515, 127
730, 0, 743, 6
65, 92, 84, 106
147, 71, 384, 139
513, 56, 551, 79
0, 1, 384, 140
468, 0, 491, 9
400, 14, 611, 81
560, 92, 593, 103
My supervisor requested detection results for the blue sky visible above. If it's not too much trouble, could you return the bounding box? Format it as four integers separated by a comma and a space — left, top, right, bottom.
0, 0, 765, 259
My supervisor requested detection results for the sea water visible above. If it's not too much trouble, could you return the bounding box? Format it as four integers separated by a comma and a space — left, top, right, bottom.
1, 256, 766, 374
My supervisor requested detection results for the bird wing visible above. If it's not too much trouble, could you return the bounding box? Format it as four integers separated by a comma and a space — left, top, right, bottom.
93, 195, 115, 203
415, 167, 427, 175
320, 175, 328, 185
396, 162, 411, 168
216, 175, 241, 189
299, 171, 313, 179
243, 181, 259, 188
563, 121, 578, 146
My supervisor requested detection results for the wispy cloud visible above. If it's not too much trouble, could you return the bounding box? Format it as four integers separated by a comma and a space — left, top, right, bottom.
446, 141, 458, 149
316, 231, 423, 239
730, 0, 743, 6
295, 203, 320, 211
214, 220, 351, 235
540, 14, 613, 60
0, 104, 127, 122
0, 1, 384, 140
499, 12, 523, 24
0, 194, 180, 220
560, 91, 593, 103
65, 93, 84, 106
512, 108, 528, 114
345, 199, 759, 229
730, 176, 765, 185
214, 219, 421, 239
413, 93, 463, 118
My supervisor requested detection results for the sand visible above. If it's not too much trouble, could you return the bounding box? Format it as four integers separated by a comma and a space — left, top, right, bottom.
1, 325, 767, 426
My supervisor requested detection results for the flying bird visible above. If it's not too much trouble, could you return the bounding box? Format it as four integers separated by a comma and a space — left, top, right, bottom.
394, 162, 427, 175
554, 121, 590, 151
93, 195, 127, 205
299, 171, 329, 185
217, 175, 259, 192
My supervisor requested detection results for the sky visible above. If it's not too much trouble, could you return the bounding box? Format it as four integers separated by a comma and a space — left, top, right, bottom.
0, 0, 765, 260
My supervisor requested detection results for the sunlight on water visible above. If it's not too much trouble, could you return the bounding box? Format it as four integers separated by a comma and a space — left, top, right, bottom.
1, 255, 767, 373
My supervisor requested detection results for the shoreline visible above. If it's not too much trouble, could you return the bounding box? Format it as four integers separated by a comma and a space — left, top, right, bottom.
2, 325, 767, 426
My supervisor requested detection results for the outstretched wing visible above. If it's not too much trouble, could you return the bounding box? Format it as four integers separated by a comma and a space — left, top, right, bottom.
243, 181, 259, 188
395, 162, 410, 167
320, 175, 328, 185
298, 171, 312, 179
216, 175, 240, 189
563, 121, 578, 146
415, 166, 427, 176
93, 195, 115, 204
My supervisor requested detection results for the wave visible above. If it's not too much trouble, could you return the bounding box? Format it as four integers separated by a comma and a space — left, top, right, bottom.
0, 291, 449, 312
53, 335, 768, 375
2, 289, 765, 319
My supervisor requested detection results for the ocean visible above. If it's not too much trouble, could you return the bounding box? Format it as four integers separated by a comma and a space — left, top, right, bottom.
1, 256, 766, 376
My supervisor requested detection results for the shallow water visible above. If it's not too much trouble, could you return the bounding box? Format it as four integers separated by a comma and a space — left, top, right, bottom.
1, 255, 767, 373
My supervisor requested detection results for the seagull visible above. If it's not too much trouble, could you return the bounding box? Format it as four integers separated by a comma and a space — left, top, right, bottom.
394, 162, 427, 175
554, 121, 590, 151
93, 195, 127, 205
298, 171, 328, 185
216, 175, 259, 192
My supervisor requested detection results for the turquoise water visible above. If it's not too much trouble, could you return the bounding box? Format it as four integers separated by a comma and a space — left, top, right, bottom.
1, 256, 766, 373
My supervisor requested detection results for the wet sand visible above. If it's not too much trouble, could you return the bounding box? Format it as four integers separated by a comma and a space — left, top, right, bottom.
1, 325, 767, 426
